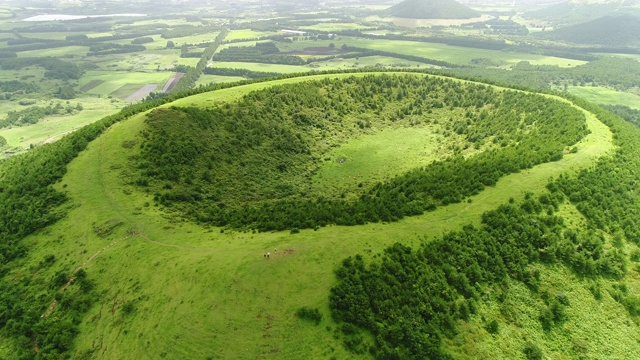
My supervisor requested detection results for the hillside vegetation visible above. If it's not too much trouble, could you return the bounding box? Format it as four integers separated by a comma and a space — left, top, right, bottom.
5, 70, 640, 360
535, 15, 640, 46
381, 0, 480, 19
133, 74, 588, 231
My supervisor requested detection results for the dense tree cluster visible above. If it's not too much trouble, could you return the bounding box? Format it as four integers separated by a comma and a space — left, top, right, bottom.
329, 194, 625, 358
0, 80, 38, 95
0, 103, 82, 128
213, 41, 306, 65
170, 28, 228, 93
202, 67, 279, 79
0, 57, 83, 81
134, 74, 588, 231
87, 43, 146, 56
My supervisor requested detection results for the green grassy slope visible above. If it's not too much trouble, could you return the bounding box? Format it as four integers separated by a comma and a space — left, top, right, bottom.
535, 15, 640, 46
0, 71, 621, 359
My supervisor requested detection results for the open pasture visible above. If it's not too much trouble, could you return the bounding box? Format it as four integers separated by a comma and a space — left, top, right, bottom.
341, 37, 588, 67
0, 96, 120, 148
225, 29, 279, 42
568, 85, 640, 109
17, 45, 89, 58
85, 51, 198, 71
209, 61, 310, 73
277, 37, 587, 67
299, 22, 373, 31
195, 74, 245, 86
14, 72, 614, 359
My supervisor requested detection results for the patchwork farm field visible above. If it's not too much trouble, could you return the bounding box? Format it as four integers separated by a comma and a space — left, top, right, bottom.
0, 96, 121, 148
78, 70, 174, 98
225, 29, 280, 41
275, 37, 586, 67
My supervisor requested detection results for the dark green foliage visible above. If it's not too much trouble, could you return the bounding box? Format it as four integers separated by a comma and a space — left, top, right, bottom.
0, 57, 83, 80
381, 0, 479, 19
603, 105, 640, 128
328, 194, 620, 357
131, 36, 154, 44
213, 41, 305, 65
0, 51, 17, 58
485, 319, 499, 334
66, 34, 88, 41
523, 342, 543, 360
170, 29, 228, 93
0, 135, 6, 147
136, 74, 588, 231
0, 80, 38, 94
296, 306, 322, 325
329, 200, 575, 358
88, 43, 146, 56
0, 103, 80, 128
55, 85, 77, 100
536, 15, 640, 46
202, 67, 279, 79
335, 46, 465, 68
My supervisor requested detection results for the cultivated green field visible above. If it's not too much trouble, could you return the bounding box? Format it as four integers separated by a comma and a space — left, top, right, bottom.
84, 51, 198, 72
17, 45, 89, 58
299, 23, 373, 31
78, 70, 174, 97
195, 74, 245, 86
7, 72, 618, 359
568, 85, 640, 109
225, 29, 279, 41
0, 96, 121, 148
277, 37, 587, 67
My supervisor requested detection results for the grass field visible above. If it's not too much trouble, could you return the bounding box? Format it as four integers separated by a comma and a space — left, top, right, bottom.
78, 70, 174, 97
225, 29, 278, 41
299, 23, 373, 31
18, 45, 89, 58
4, 72, 616, 358
209, 55, 431, 75
568, 85, 640, 109
209, 61, 310, 73
0, 96, 121, 148
277, 37, 588, 67
84, 50, 199, 72
312, 125, 457, 198
195, 74, 245, 86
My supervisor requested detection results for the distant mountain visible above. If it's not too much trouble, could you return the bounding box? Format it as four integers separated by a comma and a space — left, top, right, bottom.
534, 14, 640, 46
525, 0, 640, 26
381, 0, 480, 19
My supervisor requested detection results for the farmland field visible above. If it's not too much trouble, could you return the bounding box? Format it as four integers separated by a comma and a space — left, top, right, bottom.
78, 70, 173, 97
276, 37, 586, 67
195, 74, 245, 86
299, 22, 374, 31
225, 29, 279, 41
0, 96, 121, 148
18, 45, 89, 58
83, 51, 199, 71
568, 85, 640, 109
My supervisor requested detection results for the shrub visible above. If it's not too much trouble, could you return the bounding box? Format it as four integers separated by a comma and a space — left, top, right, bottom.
296, 306, 322, 325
